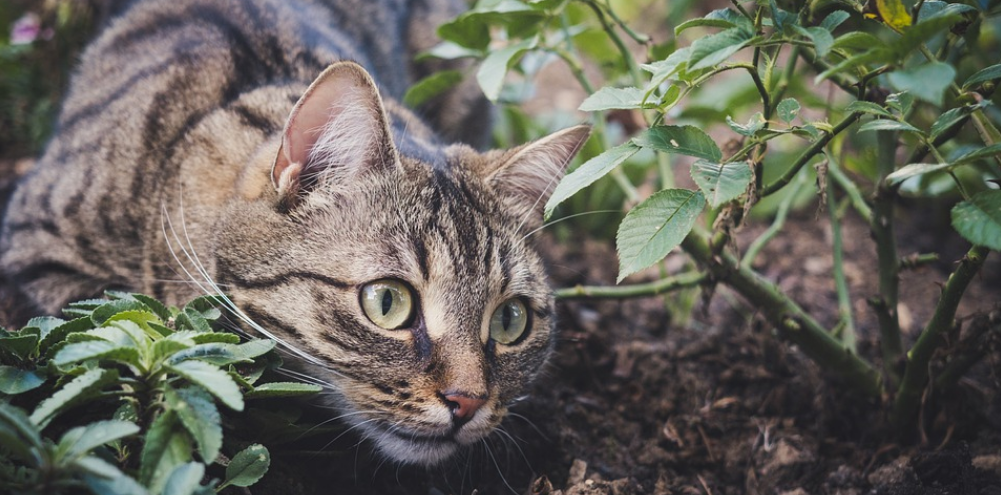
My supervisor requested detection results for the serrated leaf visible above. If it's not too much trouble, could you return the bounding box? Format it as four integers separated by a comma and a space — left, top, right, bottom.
726, 112, 766, 136
224, 444, 270, 488
688, 28, 753, 71
419, 41, 482, 61
190, 332, 240, 345
67, 298, 109, 311
24, 317, 65, 342
918, 1, 975, 22
140, 410, 193, 493
951, 190, 1001, 250
91, 300, 150, 326
952, 143, 1001, 166
0, 403, 43, 454
632, 125, 722, 161
163, 463, 207, 495
887, 62, 955, 106
891, 14, 964, 58
963, 64, 1001, 89
476, 37, 537, 102
641, 48, 690, 89
544, 143, 640, 218
175, 309, 211, 333
821, 10, 851, 31
132, 294, 172, 321
885, 163, 951, 186
231, 339, 276, 361
0, 366, 46, 395
165, 360, 243, 411
245, 382, 323, 399
616, 189, 705, 282
166, 386, 221, 463
53, 341, 142, 369
690, 160, 754, 207
0, 333, 38, 361
930, 106, 970, 139
858, 119, 923, 134
403, 70, 464, 108
38, 317, 92, 354
167, 343, 245, 367
886, 92, 915, 115
795, 26, 834, 58
30, 368, 118, 427
674, 14, 739, 35
578, 87, 650, 112
777, 98, 801, 124
845, 100, 893, 117
437, 13, 491, 50
58, 420, 139, 461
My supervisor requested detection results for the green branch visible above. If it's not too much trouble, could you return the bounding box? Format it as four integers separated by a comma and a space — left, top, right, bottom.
828, 184, 858, 353
682, 229, 882, 398
891, 245, 990, 429
871, 131, 903, 389
760, 111, 863, 196
556, 271, 706, 299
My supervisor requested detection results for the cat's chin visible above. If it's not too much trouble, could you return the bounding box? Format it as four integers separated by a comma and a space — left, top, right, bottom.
359, 420, 489, 466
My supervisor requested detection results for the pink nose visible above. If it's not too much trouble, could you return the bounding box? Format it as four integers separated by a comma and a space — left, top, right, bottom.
443, 394, 486, 425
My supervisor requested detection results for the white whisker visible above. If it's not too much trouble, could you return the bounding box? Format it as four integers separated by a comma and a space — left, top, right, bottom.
521, 209, 620, 240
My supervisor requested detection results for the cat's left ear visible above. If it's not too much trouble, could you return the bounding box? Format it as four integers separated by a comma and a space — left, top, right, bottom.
485, 124, 591, 221
272, 61, 398, 208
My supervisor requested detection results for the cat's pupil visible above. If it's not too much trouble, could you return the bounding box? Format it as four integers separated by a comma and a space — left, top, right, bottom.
381, 290, 393, 316
501, 304, 512, 330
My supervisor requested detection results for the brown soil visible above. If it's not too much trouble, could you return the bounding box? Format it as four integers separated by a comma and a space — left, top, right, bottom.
3, 157, 999, 495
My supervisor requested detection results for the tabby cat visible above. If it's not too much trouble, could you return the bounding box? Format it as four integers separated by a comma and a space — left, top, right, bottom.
0, 0, 588, 465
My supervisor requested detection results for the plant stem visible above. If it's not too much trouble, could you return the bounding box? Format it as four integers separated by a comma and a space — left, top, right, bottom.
828, 156, 873, 224
682, 229, 882, 397
827, 182, 858, 353
871, 130, 903, 389
556, 271, 706, 299
742, 170, 808, 268
891, 245, 990, 429
933, 312, 1000, 391
760, 111, 863, 196
584, 0, 643, 87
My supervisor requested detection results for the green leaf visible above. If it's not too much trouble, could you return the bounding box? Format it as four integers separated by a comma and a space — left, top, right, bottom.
166, 386, 222, 463
58, 420, 139, 461
891, 14, 964, 58
476, 37, 537, 102
726, 112, 766, 136
544, 143, 640, 218
163, 463, 206, 495
24, 317, 65, 342
887, 62, 956, 106
776, 98, 801, 124
578, 87, 650, 112
167, 343, 245, 367
175, 310, 211, 333
821, 10, 851, 31
688, 28, 753, 71
132, 294, 172, 321
832, 32, 885, 51
403, 70, 464, 108
190, 332, 240, 345
0, 334, 38, 360
951, 190, 1001, 250
690, 160, 753, 208
231, 339, 276, 361
674, 9, 740, 35
38, 317, 92, 354
223, 444, 270, 488
930, 106, 970, 139
885, 92, 915, 115
0, 402, 43, 457
90, 299, 150, 326
641, 48, 690, 90
917, 1, 975, 22
874, 0, 912, 30
616, 189, 706, 282
53, 341, 142, 369
632, 125, 723, 161
437, 14, 490, 50
30, 368, 118, 427
845, 100, 893, 117
75, 455, 126, 478
858, 119, 923, 134
885, 163, 951, 186
140, 410, 193, 493
794, 26, 834, 58
83, 468, 150, 495
963, 63, 1001, 89
952, 143, 1001, 166
0, 366, 46, 395
245, 382, 323, 399
815, 49, 892, 83
164, 360, 244, 411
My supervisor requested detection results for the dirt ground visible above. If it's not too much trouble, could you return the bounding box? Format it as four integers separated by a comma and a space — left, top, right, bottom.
1, 156, 999, 495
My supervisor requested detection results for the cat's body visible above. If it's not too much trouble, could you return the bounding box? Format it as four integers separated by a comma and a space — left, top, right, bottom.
1, 0, 587, 465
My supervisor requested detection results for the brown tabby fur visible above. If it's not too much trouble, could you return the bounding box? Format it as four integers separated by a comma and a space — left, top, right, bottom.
0, 0, 588, 465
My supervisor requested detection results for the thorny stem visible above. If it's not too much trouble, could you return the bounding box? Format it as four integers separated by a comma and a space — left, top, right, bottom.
827, 182, 858, 353
933, 312, 1000, 391
556, 271, 707, 299
682, 228, 883, 398
741, 171, 808, 269
891, 245, 990, 429
760, 111, 863, 196
872, 131, 903, 389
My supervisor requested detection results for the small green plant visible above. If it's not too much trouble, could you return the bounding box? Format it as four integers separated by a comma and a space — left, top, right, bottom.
417, 0, 1001, 435
0, 292, 321, 495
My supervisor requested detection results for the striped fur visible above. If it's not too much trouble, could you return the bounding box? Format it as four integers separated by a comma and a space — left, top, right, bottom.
0, 0, 589, 465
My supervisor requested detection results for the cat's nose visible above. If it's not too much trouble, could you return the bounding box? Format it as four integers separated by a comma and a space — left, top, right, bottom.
442, 393, 486, 426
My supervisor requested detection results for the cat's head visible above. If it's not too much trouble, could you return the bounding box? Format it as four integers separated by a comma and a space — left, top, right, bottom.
215, 62, 588, 466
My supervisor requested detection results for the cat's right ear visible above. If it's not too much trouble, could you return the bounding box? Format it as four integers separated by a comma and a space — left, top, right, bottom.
272, 61, 398, 209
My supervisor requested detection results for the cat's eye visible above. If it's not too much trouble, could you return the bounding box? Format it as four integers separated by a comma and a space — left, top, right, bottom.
360, 279, 415, 329
489, 299, 529, 345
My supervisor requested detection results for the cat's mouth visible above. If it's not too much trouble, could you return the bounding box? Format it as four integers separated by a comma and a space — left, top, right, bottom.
362, 419, 462, 466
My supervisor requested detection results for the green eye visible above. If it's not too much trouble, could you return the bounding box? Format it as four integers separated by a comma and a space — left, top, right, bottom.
489, 299, 529, 345
360, 279, 415, 329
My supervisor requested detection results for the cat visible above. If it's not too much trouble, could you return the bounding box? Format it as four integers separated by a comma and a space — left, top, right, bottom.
0, 0, 588, 466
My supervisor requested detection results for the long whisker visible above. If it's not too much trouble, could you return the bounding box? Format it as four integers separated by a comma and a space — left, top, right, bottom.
515, 131, 589, 234
521, 209, 620, 240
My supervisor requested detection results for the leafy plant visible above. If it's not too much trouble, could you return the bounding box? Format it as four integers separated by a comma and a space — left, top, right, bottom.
425, 0, 1001, 434
0, 292, 320, 494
